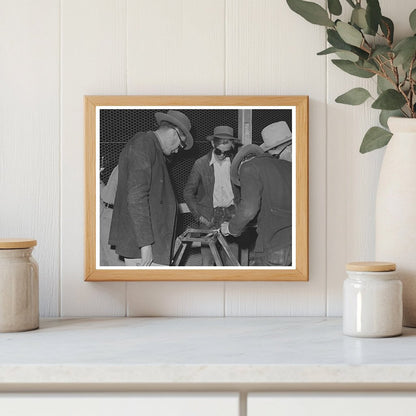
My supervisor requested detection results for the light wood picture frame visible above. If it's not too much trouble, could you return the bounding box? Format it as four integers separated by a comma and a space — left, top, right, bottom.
85, 96, 308, 281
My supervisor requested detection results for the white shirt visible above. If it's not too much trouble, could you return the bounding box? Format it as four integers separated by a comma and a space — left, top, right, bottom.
209, 152, 234, 208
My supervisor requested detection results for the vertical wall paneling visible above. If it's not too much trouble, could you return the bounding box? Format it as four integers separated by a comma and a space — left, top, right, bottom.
61, 0, 127, 316
224, 0, 327, 316
5, 0, 410, 317
326, 0, 416, 316
0, 1, 60, 316
127, 282, 226, 317
125, 0, 226, 316
126, 0, 226, 95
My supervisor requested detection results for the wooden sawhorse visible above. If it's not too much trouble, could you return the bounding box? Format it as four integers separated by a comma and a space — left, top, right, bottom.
171, 228, 240, 266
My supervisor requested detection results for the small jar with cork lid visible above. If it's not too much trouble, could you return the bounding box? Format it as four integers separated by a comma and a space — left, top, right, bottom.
343, 261, 403, 338
0, 239, 39, 332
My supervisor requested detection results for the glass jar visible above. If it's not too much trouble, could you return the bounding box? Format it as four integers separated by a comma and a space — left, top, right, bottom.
0, 239, 39, 332
343, 262, 402, 338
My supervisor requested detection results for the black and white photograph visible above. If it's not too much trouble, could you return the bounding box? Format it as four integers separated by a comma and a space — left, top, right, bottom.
85, 96, 308, 281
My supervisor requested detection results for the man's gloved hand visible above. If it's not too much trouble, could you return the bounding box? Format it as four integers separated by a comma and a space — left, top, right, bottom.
140, 245, 153, 266
199, 216, 212, 227
220, 222, 230, 236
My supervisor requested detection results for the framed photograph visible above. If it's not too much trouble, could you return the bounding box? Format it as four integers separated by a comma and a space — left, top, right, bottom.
85, 96, 308, 281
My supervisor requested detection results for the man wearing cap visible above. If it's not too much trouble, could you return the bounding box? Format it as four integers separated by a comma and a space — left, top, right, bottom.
221, 144, 292, 266
183, 126, 239, 266
261, 121, 292, 162
109, 110, 193, 266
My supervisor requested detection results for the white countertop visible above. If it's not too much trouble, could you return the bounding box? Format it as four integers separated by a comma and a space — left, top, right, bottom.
1, 317, 416, 389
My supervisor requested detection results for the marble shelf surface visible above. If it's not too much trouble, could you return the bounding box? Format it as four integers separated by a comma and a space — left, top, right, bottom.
1, 317, 416, 387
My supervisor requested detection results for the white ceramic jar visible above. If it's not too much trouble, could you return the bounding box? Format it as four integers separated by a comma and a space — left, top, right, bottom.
0, 239, 39, 332
343, 262, 402, 338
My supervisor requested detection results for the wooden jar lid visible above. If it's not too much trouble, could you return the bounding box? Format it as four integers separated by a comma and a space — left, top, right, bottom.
0, 239, 37, 249
346, 261, 396, 272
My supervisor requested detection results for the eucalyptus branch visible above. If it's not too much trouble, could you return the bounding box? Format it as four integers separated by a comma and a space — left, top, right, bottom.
375, 57, 399, 89
362, 36, 373, 54
286, 0, 416, 151
357, 65, 382, 78
397, 82, 413, 118
390, 59, 400, 86
377, 54, 393, 66
382, 56, 397, 76
378, 21, 393, 48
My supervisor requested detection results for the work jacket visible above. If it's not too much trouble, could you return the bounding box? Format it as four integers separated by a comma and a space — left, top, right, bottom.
109, 132, 177, 264
228, 154, 292, 255
183, 151, 240, 222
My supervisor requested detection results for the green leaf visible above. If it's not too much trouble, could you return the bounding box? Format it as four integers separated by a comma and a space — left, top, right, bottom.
332, 59, 375, 78
336, 21, 363, 47
410, 9, 416, 32
376, 66, 404, 95
328, 0, 342, 16
362, 59, 379, 72
393, 36, 416, 71
335, 50, 359, 62
317, 47, 338, 55
335, 87, 371, 105
351, 7, 369, 32
366, 0, 382, 35
317, 46, 358, 61
377, 75, 393, 94
327, 29, 369, 59
380, 16, 394, 44
372, 89, 407, 110
379, 110, 403, 129
286, 0, 334, 27
327, 29, 348, 49
360, 127, 392, 153
371, 46, 392, 58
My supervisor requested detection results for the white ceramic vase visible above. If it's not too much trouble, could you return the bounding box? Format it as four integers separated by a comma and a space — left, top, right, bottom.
375, 117, 416, 327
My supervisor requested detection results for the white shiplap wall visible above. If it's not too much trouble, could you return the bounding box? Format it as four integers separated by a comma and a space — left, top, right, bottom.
61, 0, 127, 316
1, 0, 412, 317
224, 0, 327, 316
125, 0, 227, 316
0, 1, 61, 316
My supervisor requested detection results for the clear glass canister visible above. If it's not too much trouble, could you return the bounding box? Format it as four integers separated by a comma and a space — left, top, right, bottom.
0, 239, 39, 332
343, 262, 402, 338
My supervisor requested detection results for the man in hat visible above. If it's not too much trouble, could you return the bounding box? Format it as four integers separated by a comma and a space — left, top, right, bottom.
109, 110, 193, 266
220, 144, 292, 266
183, 126, 239, 266
260, 121, 292, 162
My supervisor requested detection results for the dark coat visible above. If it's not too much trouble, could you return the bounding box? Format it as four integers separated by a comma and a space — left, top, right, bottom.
109, 132, 177, 264
228, 154, 292, 255
183, 152, 240, 222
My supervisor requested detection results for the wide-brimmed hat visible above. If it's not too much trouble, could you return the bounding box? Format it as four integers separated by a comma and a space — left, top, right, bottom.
230, 144, 264, 186
155, 110, 193, 150
207, 125, 238, 142
260, 121, 292, 151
